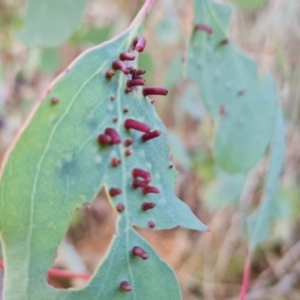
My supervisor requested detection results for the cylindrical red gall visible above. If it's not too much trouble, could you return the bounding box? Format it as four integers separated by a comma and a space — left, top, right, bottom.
132, 246, 149, 260
134, 69, 146, 76
112, 61, 130, 74
109, 188, 122, 197
124, 119, 151, 133
119, 52, 136, 61
141, 202, 156, 211
194, 23, 213, 35
133, 36, 146, 52
132, 179, 149, 189
120, 281, 132, 292
143, 186, 160, 194
141, 130, 161, 142
97, 134, 112, 145
105, 128, 121, 144
127, 79, 145, 87
132, 168, 151, 183
143, 87, 168, 97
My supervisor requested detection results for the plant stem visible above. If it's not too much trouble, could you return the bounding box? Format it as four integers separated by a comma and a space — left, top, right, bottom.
0, 259, 91, 281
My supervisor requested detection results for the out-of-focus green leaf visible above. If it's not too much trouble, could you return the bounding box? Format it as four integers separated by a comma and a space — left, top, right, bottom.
138, 51, 154, 83
0, 2, 207, 299
165, 54, 183, 89
181, 83, 205, 120
248, 107, 286, 251
40, 48, 59, 73
188, 0, 276, 174
203, 169, 246, 211
156, 16, 181, 46
71, 26, 112, 45
168, 132, 192, 170
19, 0, 87, 47
233, 0, 269, 11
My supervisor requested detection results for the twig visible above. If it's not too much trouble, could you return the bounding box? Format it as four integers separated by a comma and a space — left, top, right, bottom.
0, 259, 91, 281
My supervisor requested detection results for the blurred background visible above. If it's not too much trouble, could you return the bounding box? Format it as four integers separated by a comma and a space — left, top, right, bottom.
0, 0, 300, 299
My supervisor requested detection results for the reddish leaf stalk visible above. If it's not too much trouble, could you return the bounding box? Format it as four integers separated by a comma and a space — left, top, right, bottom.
124, 119, 151, 133
239, 255, 251, 300
0, 260, 91, 280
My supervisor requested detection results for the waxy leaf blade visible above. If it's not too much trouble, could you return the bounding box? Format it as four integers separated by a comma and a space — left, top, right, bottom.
19, 0, 87, 47
0, 2, 207, 299
187, 0, 276, 174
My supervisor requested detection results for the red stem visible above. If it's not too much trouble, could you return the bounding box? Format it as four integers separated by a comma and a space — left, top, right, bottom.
239, 255, 251, 300
0, 259, 91, 280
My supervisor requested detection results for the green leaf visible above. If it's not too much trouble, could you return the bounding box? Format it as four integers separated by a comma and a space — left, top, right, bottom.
168, 132, 192, 170
203, 168, 246, 211
232, 0, 269, 11
187, 0, 276, 174
0, 2, 207, 299
247, 107, 286, 251
40, 48, 60, 73
19, 0, 87, 47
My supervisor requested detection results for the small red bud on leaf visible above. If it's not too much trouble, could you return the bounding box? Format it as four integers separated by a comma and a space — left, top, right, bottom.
143, 186, 160, 194
120, 281, 132, 292
132, 168, 151, 183
112, 61, 130, 74
112, 117, 117, 123
110, 95, 115, 101
124, 87, 132, 94
127, 79, 145, 87
219, 39, 229, 46
123, 107, 129, 113
116, 203, 125, 212
125, 149, 132, 156
124, 119, 151, 133
111, 158, 121, 167
51, 97, 59, 105
119, 52, 136, 61
148, 220, 156, 228
141, 202, 156, 211
124, 139, 134, 147
109, 188, 122, 197
143, 87, 168, 97
141, 130, 161, 142
194, 23, 213, 35
133, 36, 146, 52
132, 246, 149, 260
105, 69, 115, 79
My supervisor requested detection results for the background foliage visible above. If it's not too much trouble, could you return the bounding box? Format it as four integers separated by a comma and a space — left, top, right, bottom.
0, 0, 300, 299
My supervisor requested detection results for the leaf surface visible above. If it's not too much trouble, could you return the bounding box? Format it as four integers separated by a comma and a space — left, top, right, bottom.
187, 0, 276, 173
19, 0, 87, 47
0, 2, 207, 299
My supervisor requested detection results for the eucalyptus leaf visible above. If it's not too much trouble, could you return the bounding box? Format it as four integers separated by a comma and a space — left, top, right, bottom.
0, 2, 207, 299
